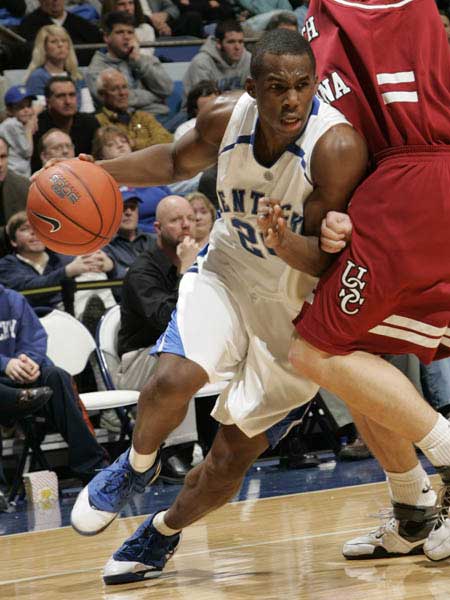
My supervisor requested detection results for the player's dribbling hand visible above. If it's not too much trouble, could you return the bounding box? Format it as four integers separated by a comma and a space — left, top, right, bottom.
320, 211, 353, 254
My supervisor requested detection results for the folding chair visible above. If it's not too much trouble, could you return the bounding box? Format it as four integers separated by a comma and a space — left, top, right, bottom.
40, 310, 139, 439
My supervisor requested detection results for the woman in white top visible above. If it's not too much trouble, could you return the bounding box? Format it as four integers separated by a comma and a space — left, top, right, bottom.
25, 24, 95, 113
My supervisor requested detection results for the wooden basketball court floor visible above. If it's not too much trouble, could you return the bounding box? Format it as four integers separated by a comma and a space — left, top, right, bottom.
2, 476, 449, 600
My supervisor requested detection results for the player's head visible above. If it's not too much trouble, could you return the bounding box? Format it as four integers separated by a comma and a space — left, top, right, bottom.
154, 195, 196, 249
7, 211, 45, 255
246, 29, 317, 140
215, 20, 245, 64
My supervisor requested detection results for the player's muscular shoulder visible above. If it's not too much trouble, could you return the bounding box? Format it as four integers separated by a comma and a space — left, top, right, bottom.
311, 124, 368, 189
196, 91, 243, 148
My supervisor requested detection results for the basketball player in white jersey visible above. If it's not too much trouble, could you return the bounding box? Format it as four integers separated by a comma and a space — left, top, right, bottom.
69, 30, 368, 584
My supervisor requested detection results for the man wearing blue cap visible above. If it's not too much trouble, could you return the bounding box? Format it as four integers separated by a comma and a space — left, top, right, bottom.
0, 85, 38, 178
104, 187, 157, 283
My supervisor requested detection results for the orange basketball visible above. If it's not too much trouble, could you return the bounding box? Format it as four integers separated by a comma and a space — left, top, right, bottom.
27, 159, 122, 255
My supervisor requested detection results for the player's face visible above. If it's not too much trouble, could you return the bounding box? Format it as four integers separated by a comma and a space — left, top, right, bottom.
190, 198, 213, 241
12, 221, 46, 254
47, 82, 77, 118
102, 74, 130, 112
45, 35, 70, 64
39, 0, 65, 18
101, 134, 132, 159
218, 31, 245, 64
0, 140, 8, 182
106, 24, 136, 59
248, 53, 317, 142
158, 204, 196, 247
41, 131, 75, 161
115, 0, 135, 15
120, 200, 139, 232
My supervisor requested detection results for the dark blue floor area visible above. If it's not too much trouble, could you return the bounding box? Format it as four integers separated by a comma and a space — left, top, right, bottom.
0, 453, 435, 536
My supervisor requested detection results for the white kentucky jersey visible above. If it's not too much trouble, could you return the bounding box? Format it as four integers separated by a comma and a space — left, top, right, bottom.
205, 92, 350, 299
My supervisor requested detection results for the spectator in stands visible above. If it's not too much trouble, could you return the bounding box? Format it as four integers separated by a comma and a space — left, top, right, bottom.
183, 20, 251, 97
440, 9, 450, 43
0, 86, 38, 178
0, 283, 108, 482
0, 211, 114, 313
141, 0, 202, 37
0, 0, 26, 26
174, 79, 219, 141
38, 127, 74, 163
92, 126, 172, 232
18, 0, 103, 66
174, 0, 234, 28
95, 69, 172, 150
0, 137, 29, 258
265, 10, 298, 31
102, 0, 156, 57
186, 191, 216, 248
104, 188, 156, 281
117, 194, 199, 480
31, 75, 99, 171
25, 24, 95, 113
87, 11, 173, 119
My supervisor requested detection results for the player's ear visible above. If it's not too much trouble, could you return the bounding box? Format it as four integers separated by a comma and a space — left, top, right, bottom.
245, 78, 256, 99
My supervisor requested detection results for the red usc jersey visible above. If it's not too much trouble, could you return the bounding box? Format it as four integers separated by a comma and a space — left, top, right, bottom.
304, 0, 450, 155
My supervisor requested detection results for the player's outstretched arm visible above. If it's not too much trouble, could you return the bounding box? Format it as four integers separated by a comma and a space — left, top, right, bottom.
97, 94, 238, 187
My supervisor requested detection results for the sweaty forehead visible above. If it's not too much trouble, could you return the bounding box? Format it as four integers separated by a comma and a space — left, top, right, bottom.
258, 52, 314, 79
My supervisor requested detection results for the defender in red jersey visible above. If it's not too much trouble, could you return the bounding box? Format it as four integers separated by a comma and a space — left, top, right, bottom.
285, 0, 450, 562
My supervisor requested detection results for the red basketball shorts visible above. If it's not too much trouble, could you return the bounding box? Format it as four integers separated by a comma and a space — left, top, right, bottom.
295, 147, 450, 364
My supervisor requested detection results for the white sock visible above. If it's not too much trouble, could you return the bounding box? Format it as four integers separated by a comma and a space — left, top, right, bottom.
416, 414, 450, 467
129, 447, 157, 473
153, 510, 181, 536
386, 462, 436, 507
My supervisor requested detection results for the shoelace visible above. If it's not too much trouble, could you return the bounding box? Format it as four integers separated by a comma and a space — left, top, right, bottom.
102, 467, 139, 496
366, 509, 395, 538
127, 527, 178, 563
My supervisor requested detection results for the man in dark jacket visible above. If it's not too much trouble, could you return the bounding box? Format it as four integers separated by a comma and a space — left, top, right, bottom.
0, 284, 107, 480
31, 76, 99, 172
18, 0, 102, 66
117, 195, 199, 481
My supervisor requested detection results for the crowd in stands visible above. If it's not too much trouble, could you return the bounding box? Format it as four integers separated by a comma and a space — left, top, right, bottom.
0, 0, 449, 498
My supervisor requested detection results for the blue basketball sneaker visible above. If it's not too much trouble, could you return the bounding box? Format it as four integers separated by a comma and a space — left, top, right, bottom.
103, 512, 181, 584
71, 448, 161, 536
